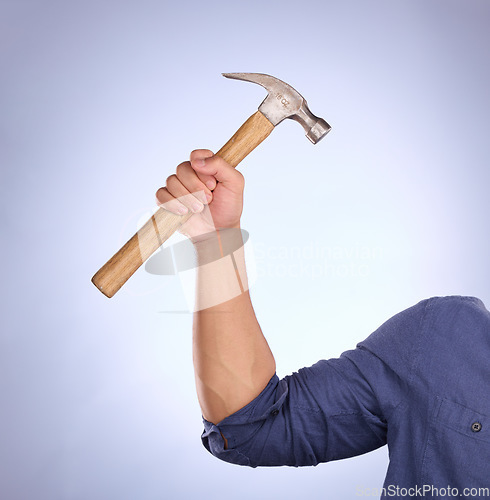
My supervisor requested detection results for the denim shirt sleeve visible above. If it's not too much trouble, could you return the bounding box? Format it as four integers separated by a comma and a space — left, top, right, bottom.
201, 350, 401, 467
201, 299, 431, 468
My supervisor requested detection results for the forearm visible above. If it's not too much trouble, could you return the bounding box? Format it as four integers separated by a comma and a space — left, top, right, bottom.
192, 228, 276, 424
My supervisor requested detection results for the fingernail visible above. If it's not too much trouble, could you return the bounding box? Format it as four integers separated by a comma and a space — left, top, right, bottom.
205, 180, 215, 190
191, 202, 203, 213
195, 158, 206, 167
206, 192, 213, 203
178, 206, 188, 215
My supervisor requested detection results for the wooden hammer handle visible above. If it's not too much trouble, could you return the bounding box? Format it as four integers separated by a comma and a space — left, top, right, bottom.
91, 110, 274, 297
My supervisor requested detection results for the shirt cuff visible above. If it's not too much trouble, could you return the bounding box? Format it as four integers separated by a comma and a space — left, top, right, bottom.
201, 374, 287, 466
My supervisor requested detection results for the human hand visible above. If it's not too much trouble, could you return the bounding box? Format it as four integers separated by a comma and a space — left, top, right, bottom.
155, 149, 244, 240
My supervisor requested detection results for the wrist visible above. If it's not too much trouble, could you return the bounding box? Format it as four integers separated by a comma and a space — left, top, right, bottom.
191, 225, 249, 311
192, 226, 244, 265
190, 223, 241, 246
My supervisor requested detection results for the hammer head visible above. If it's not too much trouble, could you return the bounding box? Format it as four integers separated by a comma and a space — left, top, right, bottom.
223, 73, 331, 144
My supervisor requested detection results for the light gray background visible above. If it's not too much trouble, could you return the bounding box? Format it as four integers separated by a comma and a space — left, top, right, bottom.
1, 0, 489, 499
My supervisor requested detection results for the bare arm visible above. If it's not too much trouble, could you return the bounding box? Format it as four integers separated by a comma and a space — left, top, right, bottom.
156, 150, 276, 424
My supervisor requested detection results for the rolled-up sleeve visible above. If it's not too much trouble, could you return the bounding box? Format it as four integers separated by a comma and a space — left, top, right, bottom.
201, 347, 397, 467
202, 374, 288, 466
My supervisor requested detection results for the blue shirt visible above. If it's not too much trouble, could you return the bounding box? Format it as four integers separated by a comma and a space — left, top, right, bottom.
202, 296, 490, 497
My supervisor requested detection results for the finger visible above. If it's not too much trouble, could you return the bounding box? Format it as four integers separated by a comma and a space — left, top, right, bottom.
175, 162, 213, 204
155, 187, 189, 215
166, 174, 205, 213
190, 152, 243, 189
189, 150, 217, 191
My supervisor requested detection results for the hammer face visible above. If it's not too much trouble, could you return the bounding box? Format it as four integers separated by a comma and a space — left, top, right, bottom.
305, 117, 331, 144
291, 105, 332, 144
223, 72, 331, 143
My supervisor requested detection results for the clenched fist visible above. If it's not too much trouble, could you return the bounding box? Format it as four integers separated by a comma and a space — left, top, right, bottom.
156, 149, 244, 239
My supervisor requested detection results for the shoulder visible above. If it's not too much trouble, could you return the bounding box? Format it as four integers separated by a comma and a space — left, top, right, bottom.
418, 295, 489, 349
424, 295, 489, 323
357, 295, 489, 380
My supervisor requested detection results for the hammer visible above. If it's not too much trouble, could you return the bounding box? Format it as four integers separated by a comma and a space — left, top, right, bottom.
91, 73, 331, 298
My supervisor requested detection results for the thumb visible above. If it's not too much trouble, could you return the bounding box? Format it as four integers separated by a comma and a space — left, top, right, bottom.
190, 151, 243, 188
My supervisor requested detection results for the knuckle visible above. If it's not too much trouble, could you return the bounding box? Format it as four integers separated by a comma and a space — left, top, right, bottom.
235, 170, 245, 184
156, 189, 170, 205
166, 174, 178, 186
176, 162, 188, 177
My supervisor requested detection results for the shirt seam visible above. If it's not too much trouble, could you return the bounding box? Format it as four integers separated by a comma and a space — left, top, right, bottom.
407, 298, 433, 387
